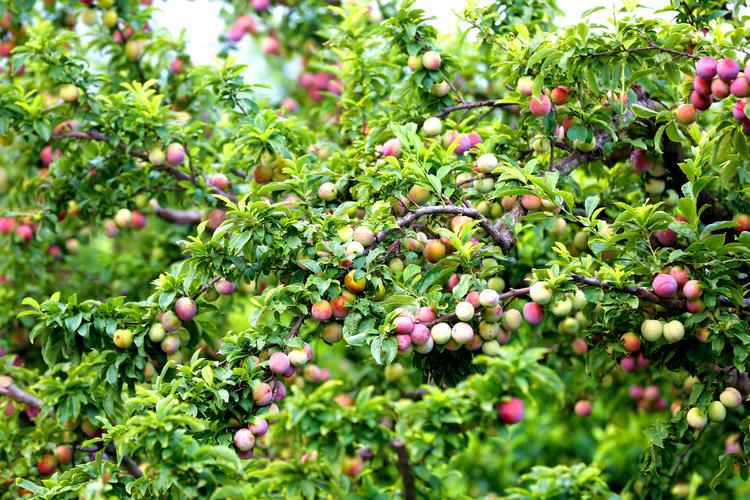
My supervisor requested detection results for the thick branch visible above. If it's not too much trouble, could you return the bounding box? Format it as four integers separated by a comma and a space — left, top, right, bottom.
150, 200, 204, 225
586, 40, 699, 60
286, 315, 306, 339
570, 273, 686, 310
391, 440, 417, 500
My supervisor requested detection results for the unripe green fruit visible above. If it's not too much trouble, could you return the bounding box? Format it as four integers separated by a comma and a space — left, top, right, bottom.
644, 178, 665, 194
573, 137, 596, 152
422, 117, 442, 137
455, 301, 475, 322
487, 277, 505, 292
384, 363, 404, 381
662, 320, 685, 343
478, 321, 500, 341
431, 323, 452, 344
482, 339, 502, 356
502, 309, 522, 331
407, 55, 422, 71
550, 298, 572, 317
431, 81, 450, 97
479, 289, 500, 307
573, 231, 588, 250
148, 323, 166, 342
474, 177, 495, 194
113, 328, 133, 349
288, 349, 308, 367
708, 401, 726, 422
476, 153, 498, 173
529, 281, 553, 304
719, 387, 743, 408
82, 9, 97, 26
102, 10, 118, 28
686, 407, 707, 429
641, 319, 663, 341
337, 225, 354, 241
570, 290, 586, 310
322, 323, 343, 343
558, 317, 579, 334
318, 182, 337, 201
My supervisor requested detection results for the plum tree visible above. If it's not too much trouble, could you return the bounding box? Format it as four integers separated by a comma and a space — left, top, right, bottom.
1, 1, 750, 498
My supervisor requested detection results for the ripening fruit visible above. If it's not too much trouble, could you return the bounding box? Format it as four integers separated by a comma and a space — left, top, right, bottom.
269, 352, 291, 375
422, 116, 442, 137
662, 320, 685, 343
148, 323, 166, 342
148, 146, 165, 165
431, 81, 450, 97
342, 455, 364, 477
686, 407, 707, 429
161, 311, 181, 332
175, 297, 197, 321
523, 302, 544, 324
497, 397, 524, 424
318, 182, 337, 201
669, 265, 690, 286
550, 298, 572, 317
414, 306, 436, 324
161, 335, 180, 354
708, 401, 726, 422
396, 333, 412, 352
209, 173, 230, 190
717, 58, 740, 82
482, 339, 502, 356
675, 103, 697, 124
529, 281, 553, 304
113, 329, 133, 349
407, 55, 422, 71
455, 301, 475, 322
550, 86, 569, 105
54, 445, 73, 464
479, 289, 500, 308
421, 50, 441, 71
165, 143, 185, 165
322, 322, 343, 343
431, 322, 452, 344
719, 387, 743, 408
410, 324, 431, 345
353, 226, 375, 246
408, 185, 430, 205
529, 95, 552, 116
288, 349, 308, 368
214, 279, 236, 295
731, 76, 750, 97
682, 280, 702, 299
734, 213, 750, 233
124, 40, 144, 61
652, 273, 678, 297
234, 428, 255, 451
517, 77, 533, 97
641, 319, 663, 341
502, 309, 522, 331
621, 332, 641, 352
345, 270, 366, 293
253, 382, 274, 406
114, 208, 132, 228
451, 322, 474, 344
37, 454, 57, 475
59, 84, 80, 102
695, 56, 717, 79
574, 400, 592, 417
476, 153, 498, 173
311, 300, 333, 321
102, 10, 118, 28
423, 239, 446, 263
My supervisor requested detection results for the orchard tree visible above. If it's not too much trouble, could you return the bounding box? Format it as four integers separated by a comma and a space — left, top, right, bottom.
2, 0, 750, 498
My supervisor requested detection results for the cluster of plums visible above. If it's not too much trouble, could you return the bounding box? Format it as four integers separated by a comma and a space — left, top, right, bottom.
406, 49, 452, 98
652, 265, 705, 313
676, 56, 750, 128
628, 384, 668, 412
524, 281, 588, 335
686, 387, 744, 429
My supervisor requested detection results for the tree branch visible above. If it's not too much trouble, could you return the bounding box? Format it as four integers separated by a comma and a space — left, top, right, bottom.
150, 200, 204, 225
286, 315, 306, 339
436, 99, 517, 119
391, 440, 416, 500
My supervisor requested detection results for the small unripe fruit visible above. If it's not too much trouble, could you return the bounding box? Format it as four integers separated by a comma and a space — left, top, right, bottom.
353, 226, 375, 246
502, 309, 522, 331
497, 397, 524, 424
112, 328, 133, 348
455, 301, 475, 322
148, 323, 166, 342
482, 339, 502, 356
148, 147, 165, 165
478, 321, 500, 341
234, 428, 255, 451
663, 320, 685, 343
102, 10, 118, 28
719, 387, 743, 408
476, 153, 498, 173
451, 322, 474, 344
570, 290, 587, 310
253, 382, 274, 406
413, 336, 434, 354
175, 297, 197, 321
686, 407, 707, 429
652, 273, 678, 297
708, 401, 726, 422
59, 84, 80, 102
529, 281, 553, 304
288, 350, 308, 368
422, 116, 442, 137
529, 95, 552, 116
423, 239, 446, 263
165, 143, 185, 165
407, 55, 422, 71
161, 335, 180, 354
517, 77, 533, 97
431, 81, 450, 97
422, 50, 441, 71
114, 208, 132, 228
479, 289, 500, 307
550, 298, 572, 317
641, 319, 663, 341
322, 322, 343, 343
431, 322, 452, 344
317, 182, 337, 201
